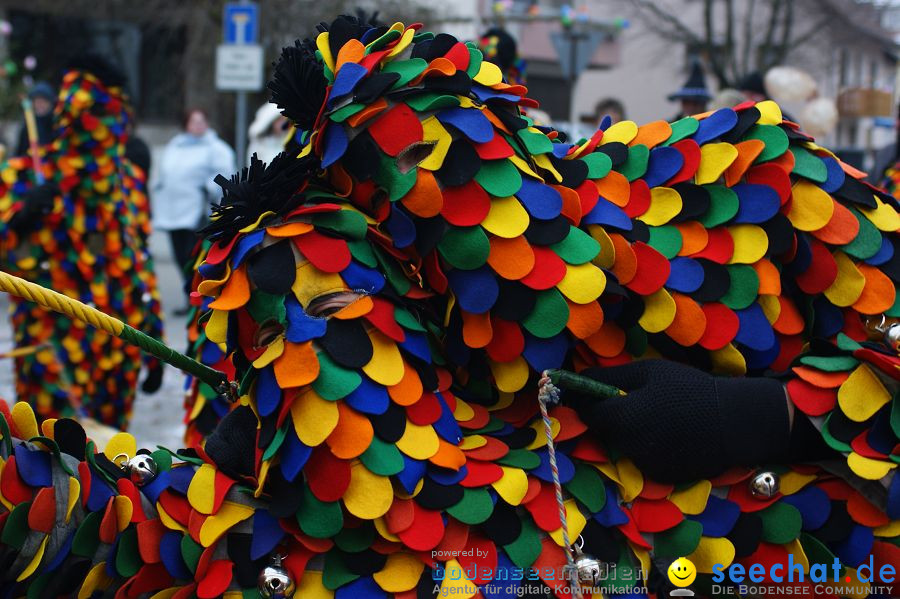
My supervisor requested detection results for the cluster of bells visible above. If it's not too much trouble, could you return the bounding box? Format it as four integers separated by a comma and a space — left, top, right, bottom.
116, 435, 781, 596
118, 453, 297, 597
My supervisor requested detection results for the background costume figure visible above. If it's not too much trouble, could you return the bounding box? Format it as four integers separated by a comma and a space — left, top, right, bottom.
669, 59, 712, 119
0, 58, 163, 428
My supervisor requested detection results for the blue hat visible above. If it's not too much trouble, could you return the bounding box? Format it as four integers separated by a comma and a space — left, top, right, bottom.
668, 61, 712, 102
28, 81, 55, 101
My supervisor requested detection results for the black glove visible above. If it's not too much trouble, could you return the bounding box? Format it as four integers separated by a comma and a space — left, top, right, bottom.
564, 360, 792, 483
204, 405, 257, 479
140, 362, 164, 394
8, 182, 58, 234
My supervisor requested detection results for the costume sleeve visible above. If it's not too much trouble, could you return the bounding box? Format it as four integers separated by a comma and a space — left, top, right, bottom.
0, 399, 276, 592
784, 333, 900, 516
0, 156, 43, 273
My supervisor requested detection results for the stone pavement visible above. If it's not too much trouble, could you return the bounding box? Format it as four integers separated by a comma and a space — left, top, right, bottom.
0, 230, 192, 450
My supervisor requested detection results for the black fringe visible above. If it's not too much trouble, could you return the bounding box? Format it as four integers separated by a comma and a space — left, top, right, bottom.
268, 14, 386, 132
202, 152, 320, 242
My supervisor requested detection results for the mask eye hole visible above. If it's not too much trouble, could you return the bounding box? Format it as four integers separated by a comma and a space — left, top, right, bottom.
254, 321, 285, 348
396, 141, 436, 173
307, 291, 365, 318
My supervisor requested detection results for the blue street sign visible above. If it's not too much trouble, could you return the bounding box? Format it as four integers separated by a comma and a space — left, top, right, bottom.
223, 2, 259, 45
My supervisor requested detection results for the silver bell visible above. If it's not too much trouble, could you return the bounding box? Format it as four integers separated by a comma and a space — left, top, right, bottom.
125, 454, 158, 486
565, 537, 605, 587
884, 323, 900, 353
749, 470, 779, 498
258, 555, 295, 598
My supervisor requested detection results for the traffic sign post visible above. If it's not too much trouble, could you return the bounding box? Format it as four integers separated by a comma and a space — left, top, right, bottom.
224, 3, 259, 44
217, 1, 262, 167
215, 45, 264, 90
551, 27, 606, 140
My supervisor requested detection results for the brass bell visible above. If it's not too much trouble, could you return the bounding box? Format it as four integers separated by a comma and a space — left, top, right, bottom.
125, 454, 158, 486
258, 555, 295, 598
566, 537, 604, 587
884, 323, 900, 353
749, 470, 779, 498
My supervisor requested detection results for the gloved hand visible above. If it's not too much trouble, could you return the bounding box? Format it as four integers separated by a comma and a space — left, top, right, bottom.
204, 405, 257, 479
564, 360, 792, 482
140, 362, 164, 394
8, 182, 58, 234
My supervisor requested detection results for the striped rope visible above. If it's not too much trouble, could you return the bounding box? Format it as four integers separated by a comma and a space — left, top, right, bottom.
538, 370, 582, 598
0, 270, 233, 397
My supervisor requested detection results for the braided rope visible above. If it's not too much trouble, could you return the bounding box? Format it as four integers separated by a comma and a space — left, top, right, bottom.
538, 370, 582, 598
0, 342, 52, 359
0, 270, 231, 395
0, 270, 124, 335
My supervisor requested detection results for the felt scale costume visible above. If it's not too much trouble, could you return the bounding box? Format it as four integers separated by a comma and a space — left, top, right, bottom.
0, 16, 899, 598
0, 62, 164, 428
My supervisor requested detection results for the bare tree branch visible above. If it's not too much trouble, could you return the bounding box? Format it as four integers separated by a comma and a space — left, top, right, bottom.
771, 0, 795, 66
762, 0, 783, 69
703, 0, 724, 85
628, 0, 702, 45
740, 0, 756, 77
724, 0, 736, 85
785, 15, 834, 53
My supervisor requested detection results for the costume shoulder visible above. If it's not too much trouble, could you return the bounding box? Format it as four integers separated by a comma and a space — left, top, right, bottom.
566, 102, 900, 376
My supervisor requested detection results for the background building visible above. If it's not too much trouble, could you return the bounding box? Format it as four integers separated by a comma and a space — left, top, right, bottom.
0, 0, 895, 167
448, 0, 899, 165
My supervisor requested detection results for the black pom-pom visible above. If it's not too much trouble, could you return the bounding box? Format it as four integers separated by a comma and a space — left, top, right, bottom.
202, 152, 319, 241
269, 15, 383, 132
64, 53, 127, 88
268, 38, 326, 131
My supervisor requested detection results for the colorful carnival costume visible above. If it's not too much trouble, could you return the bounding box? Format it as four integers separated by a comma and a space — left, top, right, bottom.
0, 16, 899, 598
0, 61, 164, 428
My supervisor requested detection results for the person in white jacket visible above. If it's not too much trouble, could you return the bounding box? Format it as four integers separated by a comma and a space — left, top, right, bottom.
152, 109, 235, 312
246, 102, 288, 166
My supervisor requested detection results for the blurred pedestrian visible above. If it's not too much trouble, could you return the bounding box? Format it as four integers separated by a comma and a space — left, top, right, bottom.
152, 108, 235, 311
581, 98, 626, 130
738, 69, 797, 122
122, 111, 165, 394
124, 116, 152, 176
479, 27, 526, 86
738, 71, 768, 103
247, 102, 287, 165
668, 60, 711, 120
14, 81, 54, 155
710, 88, 745, 111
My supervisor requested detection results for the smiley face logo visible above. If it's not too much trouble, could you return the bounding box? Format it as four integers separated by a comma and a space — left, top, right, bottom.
667, 557, 697, 587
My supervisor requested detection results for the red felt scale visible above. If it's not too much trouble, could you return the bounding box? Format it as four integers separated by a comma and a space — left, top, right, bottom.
293, 231, 352, 273
367, 104, 425, 157
306, 446, 351, 502
441, 181, 491, 227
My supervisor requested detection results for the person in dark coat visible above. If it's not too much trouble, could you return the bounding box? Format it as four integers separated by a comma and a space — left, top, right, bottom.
668, 60, 712, 120
14, 81, 55, 156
